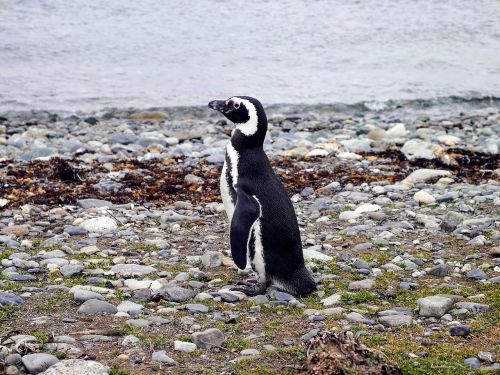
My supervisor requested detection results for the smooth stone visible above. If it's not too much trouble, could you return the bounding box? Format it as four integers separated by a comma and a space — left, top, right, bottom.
401, 169, 452, 185
21, 353, 59, 374
185, 303, 209, 314
240, 349, 260, 356
321, 294, 341, 306
464, 357, 481, 368
79, 217, 117, 233
74, 290, 105, 303
345, 312, 374, 325
77, 199, 113, 209
191, 328, 225, 349
60, 264, 84, 278
126, 319, 151, 328
453, 302, 489, 314
428, 264, 451, 277
64, 226, 88, 236
413, 190, 436, 205
379, 315, 412, 327
0, 291, 24, 306
154, 285, 196, 302
466, 269, 487, 280
110, 264, 156, 277
5, 353, 22, 365
301, 329, 320, 341
348, 279, 374, 291
449, 325, 470, 337
417, 296, 454, 317
201, 251, 223, 268
440, 212, 464, 232
40, 359, 108, 374
303, 248, 332, 263
77, 299, 117, 315
151, 351, 176, 365
117, 301, 144, 314
174, 340, 197, 352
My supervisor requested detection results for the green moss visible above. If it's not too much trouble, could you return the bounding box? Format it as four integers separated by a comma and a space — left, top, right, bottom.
131, 242, 159, 252
341, 291, 377, 304
225, 336, 252, 351
109, 366, 130, 375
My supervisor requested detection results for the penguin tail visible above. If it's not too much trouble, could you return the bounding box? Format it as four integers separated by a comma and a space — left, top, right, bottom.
274, 266, 317, 297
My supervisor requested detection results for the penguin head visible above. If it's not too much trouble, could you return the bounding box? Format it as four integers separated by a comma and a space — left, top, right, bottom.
208, 96, 267, 138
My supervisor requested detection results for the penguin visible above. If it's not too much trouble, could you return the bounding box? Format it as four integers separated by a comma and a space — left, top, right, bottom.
208, 96, 316, 297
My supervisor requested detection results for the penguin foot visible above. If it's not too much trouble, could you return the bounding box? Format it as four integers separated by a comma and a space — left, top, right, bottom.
230, 282, 266, 296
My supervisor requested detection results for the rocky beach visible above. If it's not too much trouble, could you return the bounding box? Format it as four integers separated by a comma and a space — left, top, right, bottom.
0, 98, 499, 374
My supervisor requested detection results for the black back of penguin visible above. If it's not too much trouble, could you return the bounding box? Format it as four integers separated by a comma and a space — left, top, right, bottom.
209, 96, 316, 296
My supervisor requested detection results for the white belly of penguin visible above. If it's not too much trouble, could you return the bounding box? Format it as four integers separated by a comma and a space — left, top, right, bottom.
220, 161, 235, 221
250, 218, 266, 282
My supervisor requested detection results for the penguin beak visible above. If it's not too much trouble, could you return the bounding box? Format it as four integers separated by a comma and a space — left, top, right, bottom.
208, 100, 231, 114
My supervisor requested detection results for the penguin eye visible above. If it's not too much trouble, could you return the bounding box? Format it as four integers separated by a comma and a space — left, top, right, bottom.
233, 102, 240, 109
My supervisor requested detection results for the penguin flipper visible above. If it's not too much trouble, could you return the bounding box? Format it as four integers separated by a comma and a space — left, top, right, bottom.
230, 189, 261, 270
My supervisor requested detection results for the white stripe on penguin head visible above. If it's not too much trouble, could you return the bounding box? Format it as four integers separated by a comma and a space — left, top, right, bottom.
228, 97, 258, 136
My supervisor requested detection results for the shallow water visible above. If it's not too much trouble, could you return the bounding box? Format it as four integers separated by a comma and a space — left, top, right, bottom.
1, 0, 500, 111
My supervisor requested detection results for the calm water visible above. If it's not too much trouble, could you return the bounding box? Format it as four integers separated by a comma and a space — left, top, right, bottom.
1, 0, 500, 111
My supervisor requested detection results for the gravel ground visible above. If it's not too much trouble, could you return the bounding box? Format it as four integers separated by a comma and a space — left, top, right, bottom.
0, 102, 499, 374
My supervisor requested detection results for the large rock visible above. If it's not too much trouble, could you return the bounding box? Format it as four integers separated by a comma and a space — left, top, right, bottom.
41, 359, 109, 374
60, 264, 84, 278
79, 217, 117, 233
22, 353, 59, 374
401, 169, 452, 185
154, 285, 196, 302
0, 291, 24, 306
417, 295, 454, 317
192, 328, 225, 349
413, 190, 436, 205
440, 212, 464, 232
77, 299, 117, 315
111, 264, 156, 277
401, 140, 434, 160
201, 251, 223, 268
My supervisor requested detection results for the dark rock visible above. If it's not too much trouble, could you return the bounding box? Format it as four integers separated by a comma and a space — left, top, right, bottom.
449, 325, 470, 337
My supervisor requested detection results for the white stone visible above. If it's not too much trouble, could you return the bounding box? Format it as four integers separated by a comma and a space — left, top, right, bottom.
124, 279, 153, 290
354, 204, 381, 214
337, 152, 362, 160
40, 359, 108, 375
79, 217, 117, 233
401, 139, 435, 160
174, 340, 197, 352
321, 294, 341, 306
338, 211, 360, 221
437, 134, 461, 146
305, 149, 329, 158
413, 190, 436, 205
401, 169, 452, 185
303, 249, 332, 263
386, 123, 408, 138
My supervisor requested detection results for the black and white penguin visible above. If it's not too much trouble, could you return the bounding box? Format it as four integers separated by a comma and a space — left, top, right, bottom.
208, 96, 316, 297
